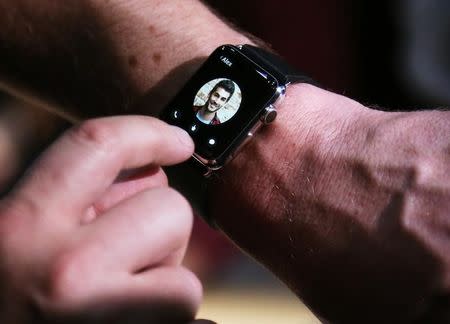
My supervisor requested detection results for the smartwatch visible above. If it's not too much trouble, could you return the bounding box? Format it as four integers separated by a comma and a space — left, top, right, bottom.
161, 44, 313, 225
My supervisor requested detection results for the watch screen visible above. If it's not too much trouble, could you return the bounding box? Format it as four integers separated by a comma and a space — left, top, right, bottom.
161, 45, 279, 165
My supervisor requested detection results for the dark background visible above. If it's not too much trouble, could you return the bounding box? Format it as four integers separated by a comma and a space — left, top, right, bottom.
205, 0, 442, 111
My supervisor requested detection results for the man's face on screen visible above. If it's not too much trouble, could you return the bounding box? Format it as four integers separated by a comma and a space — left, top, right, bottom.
206, 87, 230, 112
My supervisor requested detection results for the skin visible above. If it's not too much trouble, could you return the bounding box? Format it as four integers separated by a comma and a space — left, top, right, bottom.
213, 84, 450, 323
206, 87, 230, 113
0, 0, 448, 323
0, 116, 205, 323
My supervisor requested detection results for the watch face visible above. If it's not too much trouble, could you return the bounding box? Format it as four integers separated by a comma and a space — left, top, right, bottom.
161, 45, 280, 167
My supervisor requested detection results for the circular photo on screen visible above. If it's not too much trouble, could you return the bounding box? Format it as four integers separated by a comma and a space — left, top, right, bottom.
193, 78, 242, 125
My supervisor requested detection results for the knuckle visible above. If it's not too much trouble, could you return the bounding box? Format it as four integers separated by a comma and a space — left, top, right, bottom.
180, 267, 203, 301
69, 119, 115, 152
152, 168, 169, 187
46, 248, 91, 307
144, 187, 193, 243
165, 187, 192, 214
0, 198, 39, 257
168, 192, 193, 244
168, 267, 203, 313
164, 188, 193, 225
127, 188, 194, 254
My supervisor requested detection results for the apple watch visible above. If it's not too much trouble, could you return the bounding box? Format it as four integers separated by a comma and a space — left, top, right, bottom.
161, 44, 313, 226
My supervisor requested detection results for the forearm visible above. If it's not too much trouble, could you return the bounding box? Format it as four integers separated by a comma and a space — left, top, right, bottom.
211, 84, 450, 322
0, 0, 248, 120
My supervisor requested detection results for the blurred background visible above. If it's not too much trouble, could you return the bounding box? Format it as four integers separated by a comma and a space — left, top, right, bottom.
0, 1, 448, 323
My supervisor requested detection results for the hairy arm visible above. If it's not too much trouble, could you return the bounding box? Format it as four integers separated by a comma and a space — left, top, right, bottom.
0, 1, 449, 322
0, 0, 248, 120
211, 85, 450, 323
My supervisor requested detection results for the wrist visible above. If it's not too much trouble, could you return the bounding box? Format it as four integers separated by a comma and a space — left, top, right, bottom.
209, 86, 448, 322
207, 85, 399, 321
210, 83, 378, 234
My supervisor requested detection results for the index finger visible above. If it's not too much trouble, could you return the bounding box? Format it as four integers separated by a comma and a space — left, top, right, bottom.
14, 116, 193, 213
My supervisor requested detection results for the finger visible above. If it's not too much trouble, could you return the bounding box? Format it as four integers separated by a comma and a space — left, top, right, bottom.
115, 266, 203, 324
84, 266, 202, 324
82, 166, 168, 224
14, 116, 193, 216
44, 266, 202, 324
81, 187, 193, 272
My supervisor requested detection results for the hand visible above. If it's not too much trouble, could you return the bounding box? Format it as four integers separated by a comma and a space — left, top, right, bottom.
0, 116, 202, 323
